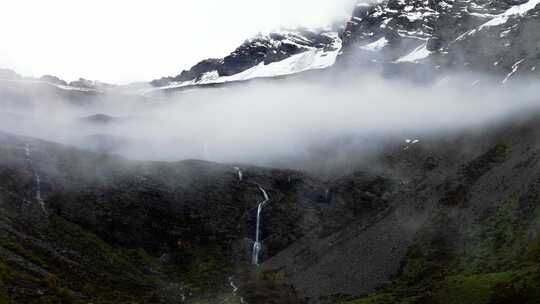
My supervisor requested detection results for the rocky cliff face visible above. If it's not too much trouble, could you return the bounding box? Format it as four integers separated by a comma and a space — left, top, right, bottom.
339, 0, 540, 83
0, 130, 396, 303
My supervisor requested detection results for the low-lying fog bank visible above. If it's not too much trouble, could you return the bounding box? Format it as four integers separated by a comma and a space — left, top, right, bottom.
0, 71, 538, 173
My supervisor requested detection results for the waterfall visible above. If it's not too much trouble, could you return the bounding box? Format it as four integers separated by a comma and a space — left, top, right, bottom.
234, 167, 243, 181
25, 144, 31, 158
24, 144, 47, 214
251, 187, 269, 266
35, 173, 41, 201
228, 277, 246, 303
35, 173, 47, 214
229, 277, 239, 293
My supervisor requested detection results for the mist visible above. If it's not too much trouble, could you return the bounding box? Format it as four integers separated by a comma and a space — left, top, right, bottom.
1, 69, 539, 173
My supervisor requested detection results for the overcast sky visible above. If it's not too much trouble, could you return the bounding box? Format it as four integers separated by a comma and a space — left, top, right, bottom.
0, 0, 357, 84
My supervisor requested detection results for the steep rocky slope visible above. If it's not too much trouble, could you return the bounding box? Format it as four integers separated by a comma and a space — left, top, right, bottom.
335, 117, 540, 303
0, 130, 396, 303
340, 0, 540, 83
1, 110, 540, 303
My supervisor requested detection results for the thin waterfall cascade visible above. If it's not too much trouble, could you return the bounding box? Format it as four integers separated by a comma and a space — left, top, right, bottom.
234, 167, 243, 181
229, 277, 239, 293
25, 144, 31, 158
228, 277, 246, 304
251, 187, 269, 266
35, 173, 47, 214
24, 144, 47, 214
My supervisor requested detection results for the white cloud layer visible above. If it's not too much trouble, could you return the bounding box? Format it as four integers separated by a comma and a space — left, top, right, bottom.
0, 0, 356, 83
1, 71, 538, 173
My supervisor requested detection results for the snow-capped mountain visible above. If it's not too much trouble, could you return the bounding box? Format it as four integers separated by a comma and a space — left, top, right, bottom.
340, 0, 540, 82
3, 0, 540, 95
147, 0, 540, 92
147, 28, 343, 93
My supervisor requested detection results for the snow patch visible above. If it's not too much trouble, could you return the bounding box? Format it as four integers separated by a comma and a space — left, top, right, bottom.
454, 0, 540, 42
359, 37, 389, 51
480, 0, 540, 30
396, 43, 431, 63
502, 59, 525, 84
403, 139, 420, 151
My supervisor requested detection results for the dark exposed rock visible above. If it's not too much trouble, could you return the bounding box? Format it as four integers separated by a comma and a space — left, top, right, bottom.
439, 143, 511, 207
40, 75, 68, 86
68, 78, 96, 89
80, 114, 116, 124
